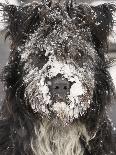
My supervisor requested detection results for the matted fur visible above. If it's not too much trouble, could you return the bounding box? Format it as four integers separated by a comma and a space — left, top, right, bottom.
0, 0, 116, 155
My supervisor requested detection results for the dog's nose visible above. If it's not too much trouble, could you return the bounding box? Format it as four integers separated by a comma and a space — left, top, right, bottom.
49, 75, 70, 98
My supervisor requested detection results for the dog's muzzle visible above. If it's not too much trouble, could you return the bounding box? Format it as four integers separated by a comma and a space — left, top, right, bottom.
24, 57, 93, 123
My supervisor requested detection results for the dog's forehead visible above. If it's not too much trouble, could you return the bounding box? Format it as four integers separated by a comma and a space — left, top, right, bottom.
22, 21, 94, 58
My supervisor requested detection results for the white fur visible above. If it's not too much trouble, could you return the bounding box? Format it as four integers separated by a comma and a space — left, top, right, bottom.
31, 119, 90, 155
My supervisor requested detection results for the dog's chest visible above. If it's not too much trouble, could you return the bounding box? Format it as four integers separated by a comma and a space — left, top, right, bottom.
31, 120, 87, 155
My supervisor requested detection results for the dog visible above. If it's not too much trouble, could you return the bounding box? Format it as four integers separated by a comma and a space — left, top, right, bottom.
0, 0, 116, 154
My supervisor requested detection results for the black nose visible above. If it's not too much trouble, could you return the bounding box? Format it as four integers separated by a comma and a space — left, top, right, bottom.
49, 75, 70, 98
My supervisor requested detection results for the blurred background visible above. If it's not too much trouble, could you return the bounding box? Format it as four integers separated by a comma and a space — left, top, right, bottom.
0, 0, 116, 130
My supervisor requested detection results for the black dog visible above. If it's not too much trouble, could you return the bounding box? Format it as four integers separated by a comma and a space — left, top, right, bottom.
0, 0, 116, 155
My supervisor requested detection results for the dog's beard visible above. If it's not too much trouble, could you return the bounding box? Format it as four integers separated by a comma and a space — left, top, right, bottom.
23, 55, 94, 124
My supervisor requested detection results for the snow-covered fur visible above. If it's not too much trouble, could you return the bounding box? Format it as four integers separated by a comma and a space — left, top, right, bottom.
0, 0, 116, 155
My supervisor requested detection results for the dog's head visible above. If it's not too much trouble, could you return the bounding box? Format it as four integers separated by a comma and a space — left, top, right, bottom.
1, 0, 115, 124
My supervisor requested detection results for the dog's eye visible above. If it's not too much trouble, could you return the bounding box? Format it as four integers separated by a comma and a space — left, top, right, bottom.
38, 54, 46, 60
74, 50, 84, 61
30, 52, 48, 69
73, 50, 86, 67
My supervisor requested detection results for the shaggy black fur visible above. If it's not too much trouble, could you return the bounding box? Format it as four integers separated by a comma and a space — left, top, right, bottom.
0, 0, 116, 154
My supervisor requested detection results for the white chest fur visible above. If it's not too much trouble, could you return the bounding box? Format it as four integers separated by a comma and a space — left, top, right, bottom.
31, 119, 90, 155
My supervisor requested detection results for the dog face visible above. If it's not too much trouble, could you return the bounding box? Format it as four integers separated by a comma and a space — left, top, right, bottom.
21, 23, 96, 123
1, 1, 114, 124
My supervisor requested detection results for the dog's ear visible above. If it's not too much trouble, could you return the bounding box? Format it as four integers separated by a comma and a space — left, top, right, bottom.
0, 2, 43, 46
91, 3, 115, 48
66, 0, 115, 47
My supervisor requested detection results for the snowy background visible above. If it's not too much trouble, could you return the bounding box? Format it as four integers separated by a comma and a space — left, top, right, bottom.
0, 0, 116, 128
